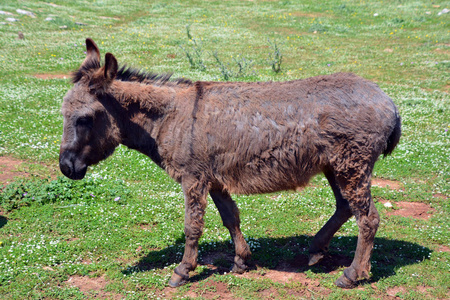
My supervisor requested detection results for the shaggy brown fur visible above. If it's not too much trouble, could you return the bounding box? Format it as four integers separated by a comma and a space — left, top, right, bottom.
59, 39, 401, 288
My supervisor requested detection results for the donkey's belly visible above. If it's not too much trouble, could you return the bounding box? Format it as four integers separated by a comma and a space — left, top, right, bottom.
212, 155, 323, 195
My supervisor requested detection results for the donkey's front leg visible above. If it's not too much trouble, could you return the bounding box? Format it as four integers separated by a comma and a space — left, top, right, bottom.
169, 178, 208, 288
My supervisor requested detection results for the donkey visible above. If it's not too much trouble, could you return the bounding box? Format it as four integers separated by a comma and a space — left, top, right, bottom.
60, 38, 401, 288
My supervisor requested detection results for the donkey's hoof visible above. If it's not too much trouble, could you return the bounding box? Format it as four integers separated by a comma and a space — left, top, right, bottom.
335, 273, 357, 289
308, 252, 325, 266
231, 263, 247, 274
168, 273, 187, 288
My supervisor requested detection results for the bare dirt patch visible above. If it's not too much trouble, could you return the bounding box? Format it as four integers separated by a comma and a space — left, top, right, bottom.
291, 11, 329, 18
196, 281, 233, 299
33, 73, 70, 80
437, 245, 450, 253
386, 286, 406, 298
382, 201, 435, 220
98, 16, 121, 20
0, 156, 28, 185
65, 274, 122, 299
432, 193, 448, 200
241, 268, 320, 286
139, 223, 156, 232
66, 237, 80, 243
162, 280, 234, 300
372, 178, 402, 190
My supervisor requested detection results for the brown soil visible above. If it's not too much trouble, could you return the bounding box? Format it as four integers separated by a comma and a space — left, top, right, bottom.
33, 73, 70, 80
161, 280, 234, 300
240, 268, 320, 286
432, 193, 448, 200
291, 11, 329, 18
381, 200, 435, 220
65, 275, 123, 299
372, 178, 402, 190
0, 156, 57, 186
437, 245, 450, 253
386, 286, 406, 298
0, 156, 28, 185
66, 237, 80, 243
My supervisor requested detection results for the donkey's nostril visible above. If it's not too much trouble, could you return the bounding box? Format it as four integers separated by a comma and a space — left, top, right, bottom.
59, 151, 87, 180
59, 151, 75, 178
59, 159, 73, 178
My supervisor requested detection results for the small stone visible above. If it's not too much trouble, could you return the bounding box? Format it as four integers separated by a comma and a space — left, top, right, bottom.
373, 13, 379, 17
16, 9, 36, 18
45, 17, 53, 21
6, 17, 19, 22
437, 8, 449, 16
383, 202, 393, 208
0, 10, 14, 15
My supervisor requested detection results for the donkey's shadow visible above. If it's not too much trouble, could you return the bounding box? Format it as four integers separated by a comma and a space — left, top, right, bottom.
122, 235, 431, 284
0, 216, 7, 229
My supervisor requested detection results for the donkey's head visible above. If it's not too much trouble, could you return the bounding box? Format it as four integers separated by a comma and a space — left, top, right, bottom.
59, 38, 120, 180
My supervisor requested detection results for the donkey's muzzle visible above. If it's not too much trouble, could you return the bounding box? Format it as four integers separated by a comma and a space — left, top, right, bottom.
59, 151, 87, 180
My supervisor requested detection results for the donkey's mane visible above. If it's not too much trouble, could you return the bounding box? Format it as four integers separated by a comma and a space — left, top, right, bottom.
116, 65, 193, 86
72, 61, 193, 86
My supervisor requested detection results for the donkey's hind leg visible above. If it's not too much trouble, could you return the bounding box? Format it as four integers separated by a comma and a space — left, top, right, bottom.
210, 189, 252, 273
332, 162, 380, 288
308, 168, 353, 266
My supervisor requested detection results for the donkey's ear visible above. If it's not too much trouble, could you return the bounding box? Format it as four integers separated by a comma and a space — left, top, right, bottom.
81, 38, 100, 68
88, 53, 117, 93
104, 53, 118, 81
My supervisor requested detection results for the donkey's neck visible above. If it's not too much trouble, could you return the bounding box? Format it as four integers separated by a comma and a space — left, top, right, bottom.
108, 81, 178, 165
111, 81, 175, 113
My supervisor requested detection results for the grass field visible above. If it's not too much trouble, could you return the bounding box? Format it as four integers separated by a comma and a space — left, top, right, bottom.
0, 0, 449, 299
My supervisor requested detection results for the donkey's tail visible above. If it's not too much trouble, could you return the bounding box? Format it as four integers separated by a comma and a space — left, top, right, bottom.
383, 109, 401, 157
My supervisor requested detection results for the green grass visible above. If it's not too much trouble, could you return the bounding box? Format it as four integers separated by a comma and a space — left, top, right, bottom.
0, 0, 449, 299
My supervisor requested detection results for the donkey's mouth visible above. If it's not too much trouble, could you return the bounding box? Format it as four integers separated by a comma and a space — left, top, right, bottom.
59, 152, 88, 180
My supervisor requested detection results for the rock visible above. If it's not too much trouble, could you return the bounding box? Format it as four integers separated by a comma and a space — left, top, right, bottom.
0, 10, 14, 15
16, 9, 36, 18
437, 8, 449, 16
383, 202, 393, 208
45, 17, 53, 21
6, 18, 19, 22
75, 22, 87, 26
17, 31, 24, 39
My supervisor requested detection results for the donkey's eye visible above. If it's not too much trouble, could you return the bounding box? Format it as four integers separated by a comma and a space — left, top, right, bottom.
76, 116, 93, 128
